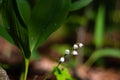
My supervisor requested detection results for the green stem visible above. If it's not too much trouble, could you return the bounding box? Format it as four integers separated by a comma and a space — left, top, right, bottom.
94, 5, 105, 48
20, 58, 29, 80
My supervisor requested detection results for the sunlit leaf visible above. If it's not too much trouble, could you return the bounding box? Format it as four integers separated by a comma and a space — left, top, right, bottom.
54, 67, 73, 80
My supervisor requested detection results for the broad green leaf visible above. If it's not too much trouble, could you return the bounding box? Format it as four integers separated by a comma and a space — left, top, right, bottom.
54, 67, 73, 80
17, 0, 71, 52
0, 25, 14, 44
29, 0, 71, 51
1, 0, 71, 57
0, 0, 93, 57
70, 0, 93, 11
1, 0, 31, 58
94, 5, 105, 48
16, 0, 31, 26
85, 48, 120, 66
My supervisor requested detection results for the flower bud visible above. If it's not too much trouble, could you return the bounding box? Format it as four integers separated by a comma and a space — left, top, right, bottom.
65, 49, 70, 55
73, 44, 78, 49
79, 43, 84, 48
72, 50, 78, 55
59, 57, 65, 62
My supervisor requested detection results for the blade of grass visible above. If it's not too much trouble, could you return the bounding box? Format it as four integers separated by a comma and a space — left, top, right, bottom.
85, 48, 120, 66
94, 5, 105, 48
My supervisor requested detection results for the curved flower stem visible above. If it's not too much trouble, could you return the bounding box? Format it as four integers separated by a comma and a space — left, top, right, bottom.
20, 58, 29, 80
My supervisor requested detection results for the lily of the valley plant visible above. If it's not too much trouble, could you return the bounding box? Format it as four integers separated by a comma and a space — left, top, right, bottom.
0, 0, 92, 80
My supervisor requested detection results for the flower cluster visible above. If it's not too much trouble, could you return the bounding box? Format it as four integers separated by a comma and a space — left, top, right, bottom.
59, 43, 84, 63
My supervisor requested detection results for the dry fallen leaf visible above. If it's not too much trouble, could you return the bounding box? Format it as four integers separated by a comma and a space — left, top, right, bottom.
0, 67, 9, 80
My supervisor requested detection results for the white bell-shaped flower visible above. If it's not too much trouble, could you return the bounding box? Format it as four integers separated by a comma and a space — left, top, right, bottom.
59, 57, 65, 62
72, 50, 78, 55
79, 43, 84, 48
73, 44, 79, 49
65, 49, 70, 55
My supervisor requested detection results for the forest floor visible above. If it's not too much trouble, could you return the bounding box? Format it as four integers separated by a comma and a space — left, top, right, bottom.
0, 36, 120, 80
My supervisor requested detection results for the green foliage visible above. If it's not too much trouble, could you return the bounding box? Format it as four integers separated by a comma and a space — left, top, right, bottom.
70, 0, 93, 11
30, 51, 40, 60
0, 0, 93, 56
0, 0, 93, 80
85, 48, 120, 66
16, 0, 71, 52
0, 25, 14, 44
54, 67, 74, 80
1, 0, 30, 58
94, 5, 105, 48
